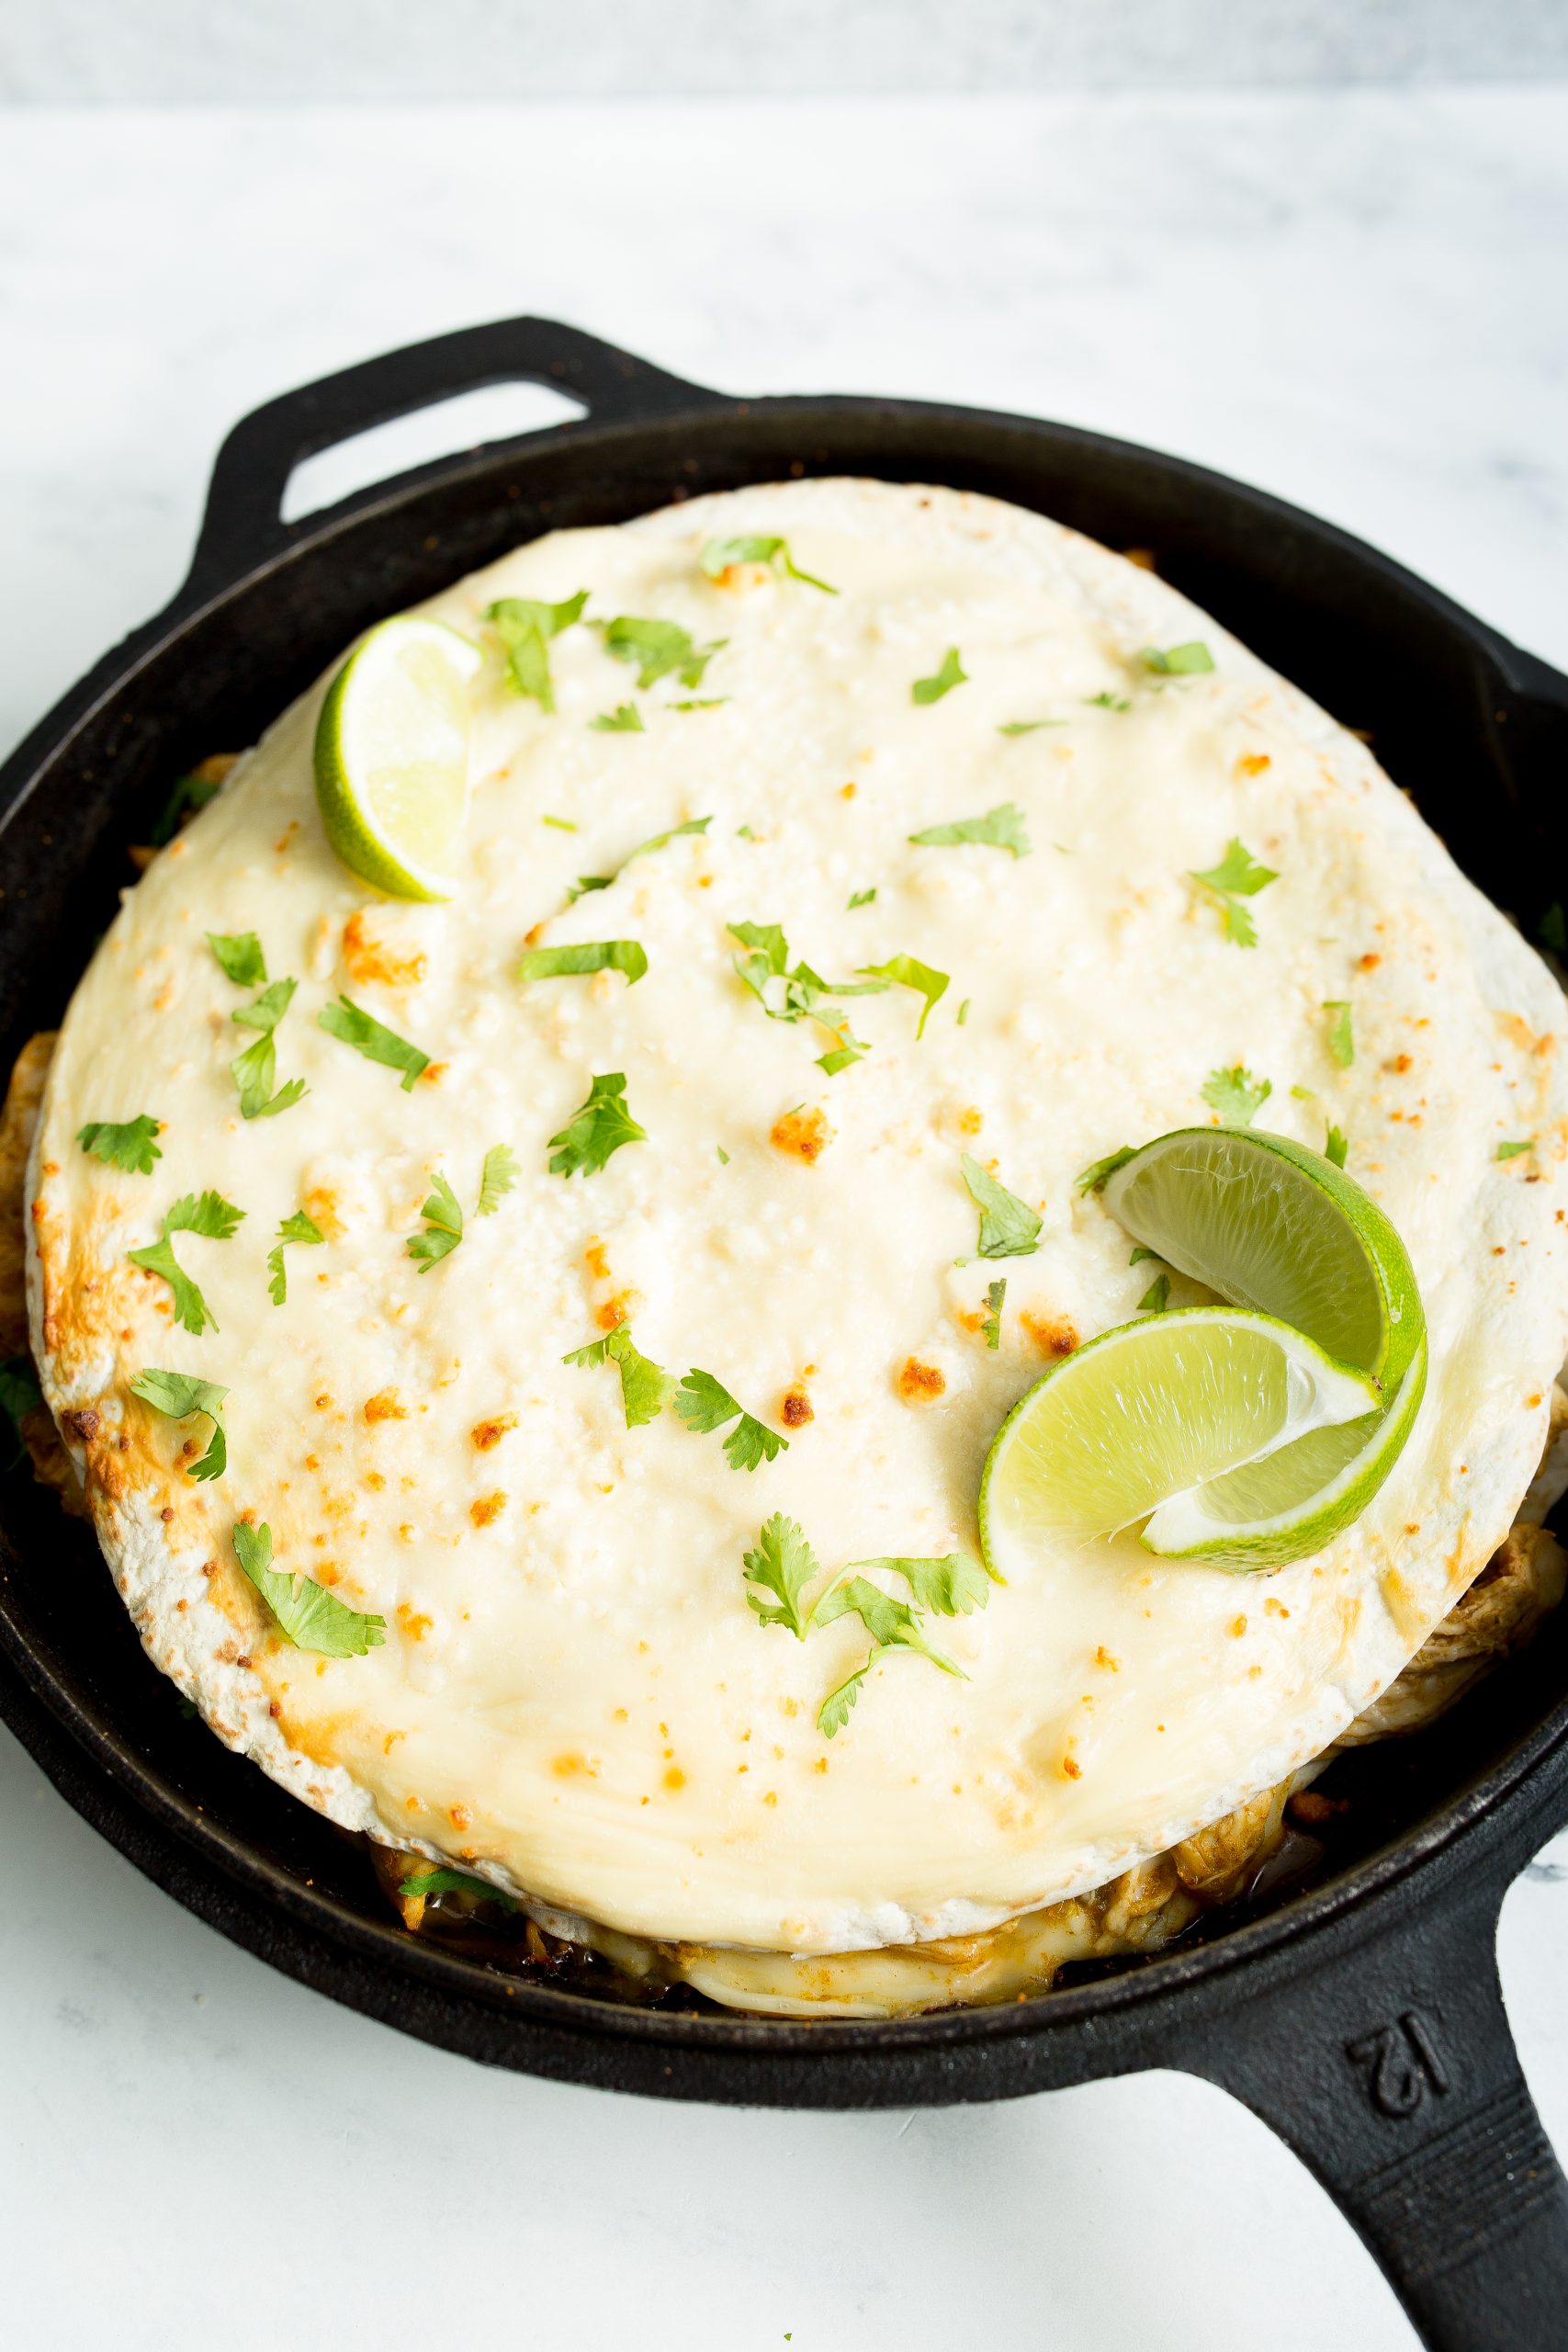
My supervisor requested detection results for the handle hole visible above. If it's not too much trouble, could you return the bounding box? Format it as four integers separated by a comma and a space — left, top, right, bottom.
280, 383, 588, 523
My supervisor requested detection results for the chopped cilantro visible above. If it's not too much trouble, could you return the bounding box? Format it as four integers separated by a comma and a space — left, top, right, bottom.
231, 977, 307, 1120
77, 1114, 162, 1176
716, 1145, 730, 1165
812, 1576, 961, 1675
1141, 642, 1214, 675
848, 888, 877, 910
849, 1554, 997, 1615
955, 998, 971, 1027
675, 1367, 789, 1472
563, 1321, 675, 1428
911, 648, 967, 705
150, 770, 221, 846
566, 814, 711, 901
1325, 1125, 1349, 1168
591, 703, 645, 733
1190, 837, 1277, 948
129, 1368, 228, 1479
960, 1155, 1042, 1259
700, 534, 836, 594
1201, 1064, 1272, 1125
486, 591, 589, 712
1129, 1245, 1160, 1266
478, 1145, 519, 1216
517, 940, 648, 987
728, 916, 887, 1074
1138, 1273, 1171, 1313
982, 1279, 1006, 1350
317, 996, 430, 1091
207, 931, 267, 987
128, 1191, 244, 1336
856, 953, 949, 1039
266, 1209, 323, 1305
597, 616, 725, 692
547, 1072, 646, 1179
671, 697, 729, 710
818, 1667, 871, 1739
232, 1521, 385, 1657
1497, 1139, 1536, 1162
742, 1513, 820, 1639
407, 1172, 464, 1271
1, 1355, 42, 1468
909, 803, 1031, 858
541, 814, 577, 831
1077, 1146, 1136, 1193
998, 718, 1066, 736
1084, 691, 1132, 712
1323, 1001, 1354, 1068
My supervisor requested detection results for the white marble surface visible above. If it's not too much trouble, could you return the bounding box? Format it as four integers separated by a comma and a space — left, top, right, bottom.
2, 88, 1567, 2349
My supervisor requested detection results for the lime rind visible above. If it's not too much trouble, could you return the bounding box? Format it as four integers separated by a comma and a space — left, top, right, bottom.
313, 616, 482, 902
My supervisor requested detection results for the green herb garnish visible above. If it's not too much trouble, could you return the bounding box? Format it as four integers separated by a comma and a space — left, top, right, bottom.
998, 719, 1065, 736
231, 1521, 385, 1657
486, 591, 589, 712
675, 1368, 789, 1472
909, 802, 1031, 858
266, 1209, 324, 1305
1323, 1001, 1354, 1068
855, 953, 949, 1040
1325, 1125, 1349, 1169
960, 1155, 1042, 1260
1497, 1139, 1536, 1162
597, 616, 726, 692
77, 1114, 162, 1176
563, 1321, 675, 1428
848, 888, 876, 910
541, 814, 577, 831
1138, 1273, 1171, 1313
1201, 1064, 1272, 1125
591, 702, 645, 733
128, 1191, 244, 1336
1084, 691, 1132, 712
911, 648, 967, 705
517, 940, 648, 987
478, 1144, 519, 1216
129, 1369, 228, 1480
1190, 837, 1277, 947
547, 1072, 646, 1179
566, 814, 711, 901
982, 1279, 1006, 1350
742, 1513, 820, 1639
728, 918, 888, 1075
207, 931, 267, 987
1141, 641, 1214, 675
700, 535, 836, 594
316, 996, 430, 1091
231, 978, 307, 1120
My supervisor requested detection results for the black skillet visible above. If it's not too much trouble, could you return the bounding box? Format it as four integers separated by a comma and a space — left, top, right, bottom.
2, 317, 1567, 2350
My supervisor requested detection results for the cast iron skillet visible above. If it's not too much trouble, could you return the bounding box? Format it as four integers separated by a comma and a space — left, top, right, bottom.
3, 317, 1567, 2350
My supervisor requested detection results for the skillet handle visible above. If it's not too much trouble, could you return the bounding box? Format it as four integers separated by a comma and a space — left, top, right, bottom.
1181, 1869, 1568, 2350
183, 315, 728, 597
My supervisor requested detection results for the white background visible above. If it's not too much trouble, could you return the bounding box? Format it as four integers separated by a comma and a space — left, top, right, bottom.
2, 80, 1567, 2351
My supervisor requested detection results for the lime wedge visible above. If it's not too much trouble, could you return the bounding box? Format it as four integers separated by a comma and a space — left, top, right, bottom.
1100, 1127, 1422, 1388
313, 616, 482, 900
978, 1307, 1380, 1573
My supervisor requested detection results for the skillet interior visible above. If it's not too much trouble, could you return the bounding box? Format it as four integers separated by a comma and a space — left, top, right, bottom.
3, 361, 1568, 2105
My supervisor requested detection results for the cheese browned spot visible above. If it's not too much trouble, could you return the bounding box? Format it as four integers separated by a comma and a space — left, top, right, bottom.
472, 1414, 517, 1451
1021, 1311, 1078, 1357
771, 1106, 832, 1163
897, 1358, 945, 1402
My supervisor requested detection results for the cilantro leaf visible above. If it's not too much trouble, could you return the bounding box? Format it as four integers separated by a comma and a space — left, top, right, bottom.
150, 770, 220, 846
231, 1521, 385, 1657
847, 1554, 995, 1616
266, 1209, 324, 1305
961, 1155, 1042, 1259
591, 702, 645, 733
517, 940, 648, 987
547, 1072, 646, 1179
728, 918, 886, 1073
207, 931, 267, 987
700, 534, 837, 594
1190, 838, 1278, 947
909, 802, 1031, 858
129, 1368, 229, 1479
486, 591, 589, 712
1084, 691, 1131, 711
671, 697, 729, 711
982, 1278, 1006, 1351
742, 1513, 820, 1638
1129, 1245, 1160, 1265
1325, 1125, 1349, 1168
77, 1114, 162, 1176
818, 1666, 870, 1739
1201, 1064, 1272, 1125
563, 1322, 675, 1428
856, 954, 949, 1040
848, 888, 876, 910
598, 616, 726, 692
1141, 641, 1215, 675
478, 1145, 519, 1216
400, 1869, 516, 1910
317, 996, 430, 1091
565, 819, 713, 905
407, 1172, 464, 1271
1497, 1139, 1536, 1162
1139, 1273, 1171, 1313
1, 1354, 42, 1468
812, 1576, 961, 1676
1323, 1001, 1354, 1068
541, 814, 576, 831
129, 1192, 244, 1335
911, 648, 967, 706
998, 718, 1065, 736
675, 1368, 788, 1471
231, 977, 307, 1120
1077, 1145, 1136, 1193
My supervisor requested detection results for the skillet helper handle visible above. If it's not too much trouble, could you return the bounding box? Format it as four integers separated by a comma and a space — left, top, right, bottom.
184, 315, 728, 595
1184, 1872, 1568, 2350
